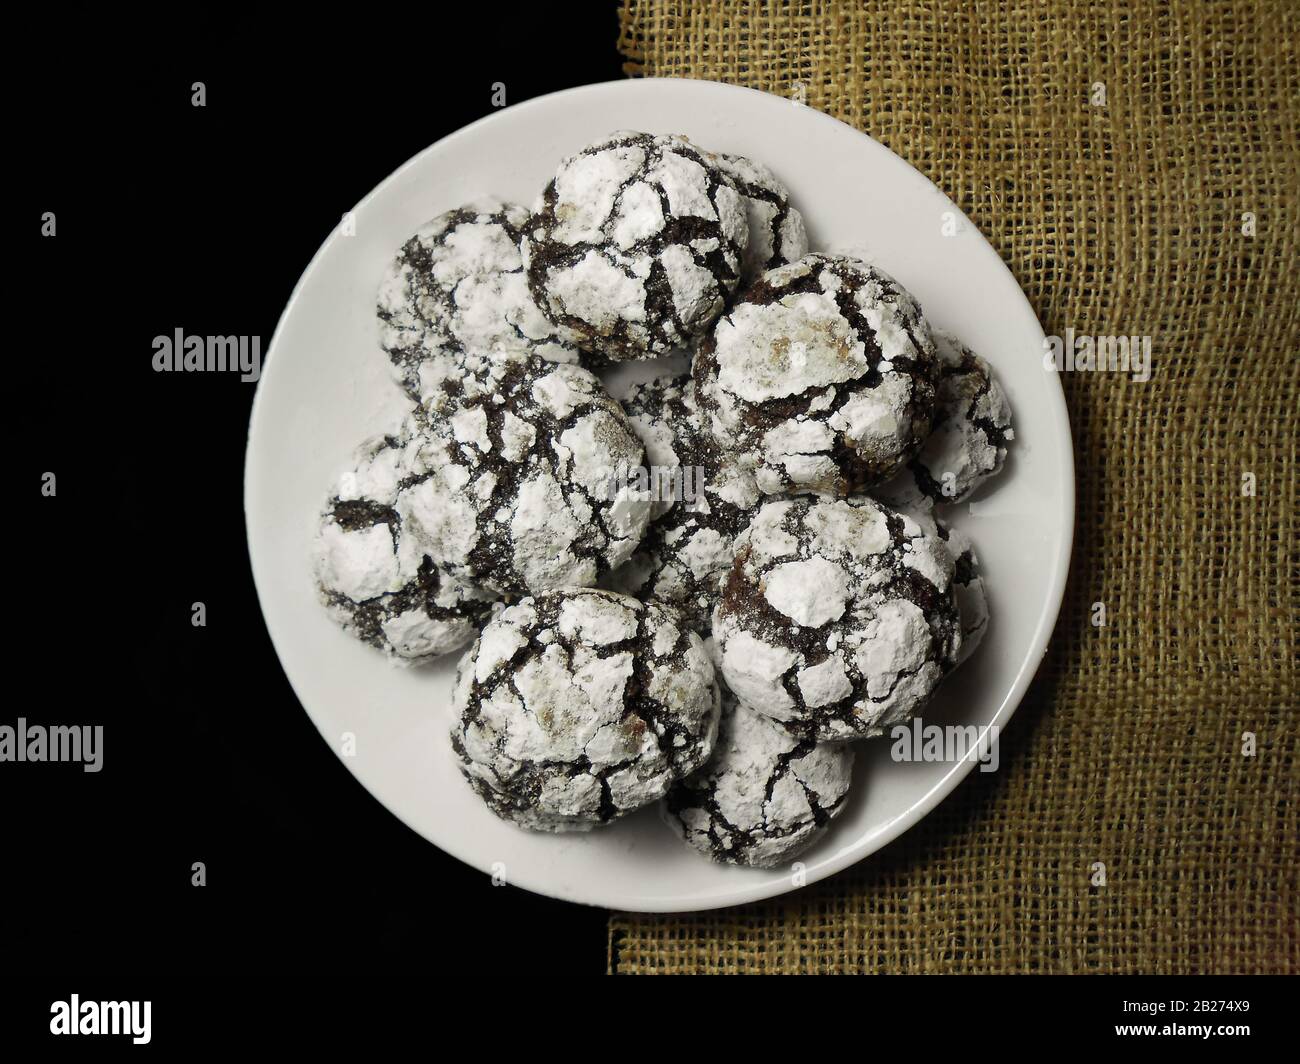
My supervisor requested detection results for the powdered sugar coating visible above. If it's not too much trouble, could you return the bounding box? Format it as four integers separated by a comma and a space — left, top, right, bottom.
713, 496, 962, 741
378, 201, 585, 403
312, 432, 497, 664
523, 131, 748, 361
397, 356, 653, 596
605, 374, 762, 635
452, 588, 721, 831
662, 691, 854, 867
875, 330, 1014, 506
694, 254, 940, 496
709, 151, 809, 281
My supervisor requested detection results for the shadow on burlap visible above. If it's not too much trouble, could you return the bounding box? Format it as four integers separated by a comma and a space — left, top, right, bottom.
608, 0, 1298, 975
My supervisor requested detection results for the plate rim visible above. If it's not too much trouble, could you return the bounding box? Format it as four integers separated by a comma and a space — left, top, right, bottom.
244, 77, 1076, 913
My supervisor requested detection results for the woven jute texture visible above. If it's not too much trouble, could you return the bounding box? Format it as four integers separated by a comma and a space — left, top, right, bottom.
609, 0, 1298, 974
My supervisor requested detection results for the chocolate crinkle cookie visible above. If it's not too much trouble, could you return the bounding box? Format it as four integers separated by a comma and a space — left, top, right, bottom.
709, 151, 809, 282
616, 372, 700, 523
397, 355, 652, 596
377, 201, 585, 403
522, 131, 748, 361
313, 431, 497, 664
451, 587, 721, 832
949, 525, 989, 664
606, 373, 762, 636
875, 330, 1014, 507
662, 689, 854, 868
899, 504, 991, 666
712, 495, 962, 741
694, 253, 940, 497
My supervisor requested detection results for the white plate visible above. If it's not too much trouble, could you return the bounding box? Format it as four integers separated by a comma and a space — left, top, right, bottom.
245, 78, 1074, 913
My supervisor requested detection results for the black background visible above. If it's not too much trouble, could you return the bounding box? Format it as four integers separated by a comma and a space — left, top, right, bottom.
14, 10, 626, 976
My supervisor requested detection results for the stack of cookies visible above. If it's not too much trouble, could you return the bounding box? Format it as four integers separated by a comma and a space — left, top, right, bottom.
312, 131, 1014, 868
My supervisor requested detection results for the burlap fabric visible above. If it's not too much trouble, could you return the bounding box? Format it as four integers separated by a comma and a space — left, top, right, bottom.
609, 0, 1298, 974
